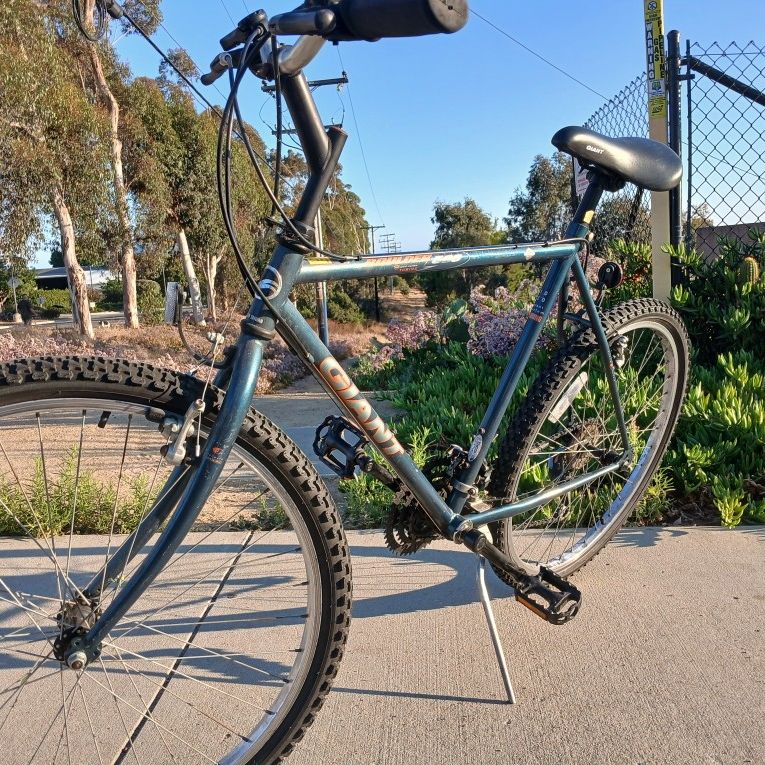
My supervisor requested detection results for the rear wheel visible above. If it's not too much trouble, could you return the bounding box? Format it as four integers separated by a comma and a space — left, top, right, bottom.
0, 356, 351, 765
489, 299, 690, 578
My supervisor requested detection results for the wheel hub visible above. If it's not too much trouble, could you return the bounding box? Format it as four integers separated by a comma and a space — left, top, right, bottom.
53, 597, 102, 670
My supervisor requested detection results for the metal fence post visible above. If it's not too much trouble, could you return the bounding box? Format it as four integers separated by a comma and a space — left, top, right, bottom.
684, 39, 694, 249
667, 30, 684, 287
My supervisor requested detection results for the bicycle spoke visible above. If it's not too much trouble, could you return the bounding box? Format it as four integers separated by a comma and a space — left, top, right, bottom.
84, 667, 219, 764
63, 410, 87, 587
98, 414, 134, 600
78, 681, 106, 765
110, 644, 178, 764
101, 643, 259, 741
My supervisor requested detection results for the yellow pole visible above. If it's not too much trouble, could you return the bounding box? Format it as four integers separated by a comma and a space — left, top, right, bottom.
644, 0, 672, 299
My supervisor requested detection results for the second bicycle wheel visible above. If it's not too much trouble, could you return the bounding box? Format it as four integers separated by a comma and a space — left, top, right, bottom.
0, 356, 351, 765
489, 299, 690, 578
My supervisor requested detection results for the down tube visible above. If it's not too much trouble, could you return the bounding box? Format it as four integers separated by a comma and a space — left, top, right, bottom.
454, 256, 576, 499
278, 300, 465, 537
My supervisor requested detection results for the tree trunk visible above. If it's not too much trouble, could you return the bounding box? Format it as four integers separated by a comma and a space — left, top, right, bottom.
203, 250, 223, 323
51, 185, 93, 339
85, 34, 139, 329
176, 228, 205, 325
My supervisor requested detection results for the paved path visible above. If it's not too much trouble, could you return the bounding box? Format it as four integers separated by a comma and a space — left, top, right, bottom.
1, 528, 761, 763
289, 527, 764, 765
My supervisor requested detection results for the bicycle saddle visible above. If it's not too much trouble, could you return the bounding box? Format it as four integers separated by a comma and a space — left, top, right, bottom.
552, 126, 682, 191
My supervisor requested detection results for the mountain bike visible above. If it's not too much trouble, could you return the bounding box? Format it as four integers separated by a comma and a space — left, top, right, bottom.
0, 1, 689, 763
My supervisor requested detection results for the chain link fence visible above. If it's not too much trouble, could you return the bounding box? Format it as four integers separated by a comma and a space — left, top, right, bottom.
583, 74, 651, 251
684, 41, 765, 260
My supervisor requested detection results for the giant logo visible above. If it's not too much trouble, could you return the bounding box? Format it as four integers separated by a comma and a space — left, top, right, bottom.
318, 357, 405, 457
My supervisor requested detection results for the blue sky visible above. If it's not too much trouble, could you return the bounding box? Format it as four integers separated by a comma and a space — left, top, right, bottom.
116, 1, 765, 252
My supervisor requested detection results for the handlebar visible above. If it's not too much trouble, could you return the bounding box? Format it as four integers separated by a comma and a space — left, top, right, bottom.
269, 8, 336, 36
203, 1, 469, 86
201, 53, 233, 86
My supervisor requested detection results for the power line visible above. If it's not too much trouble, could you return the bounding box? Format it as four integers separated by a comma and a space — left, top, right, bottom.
336, 47, 386, 226
218, 0, 237, 26
470, 8, 611, 102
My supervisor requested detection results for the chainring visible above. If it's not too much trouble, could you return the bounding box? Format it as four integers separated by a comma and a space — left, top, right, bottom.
384, 456, 452, 556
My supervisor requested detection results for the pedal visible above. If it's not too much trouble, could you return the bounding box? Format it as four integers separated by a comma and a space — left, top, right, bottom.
313, 416, 372, 479
513, 566, 582, 625
460, 528, 582, 626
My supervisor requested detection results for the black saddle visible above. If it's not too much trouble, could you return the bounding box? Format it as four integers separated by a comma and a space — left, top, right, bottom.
552, 126, 682, 191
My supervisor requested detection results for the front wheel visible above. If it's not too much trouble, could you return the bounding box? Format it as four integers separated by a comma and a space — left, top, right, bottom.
0, 356, 351, 765
489, 299, 690, 578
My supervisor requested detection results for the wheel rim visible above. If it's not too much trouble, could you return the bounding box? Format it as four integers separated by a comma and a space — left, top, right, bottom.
503, 317, 682, 574
0, 396, 323, 764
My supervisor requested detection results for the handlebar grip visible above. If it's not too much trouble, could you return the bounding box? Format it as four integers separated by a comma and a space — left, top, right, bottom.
269, 9, 336, 36
104, 1, 124, 20
328, 0, 468, 41
201, 53, 232, 86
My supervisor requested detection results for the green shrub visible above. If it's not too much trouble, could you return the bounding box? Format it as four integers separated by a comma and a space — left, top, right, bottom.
0, 448, 156, 537
440, 298, 470, 342
392, 276, 411, 295
327, 287, 364, 324
136, 279, 164, 325
665, 350, 765, 525
101, 277, 124, 307
670, 233, 765, 363
384, 342, 546, 454
37, 288, 71, 311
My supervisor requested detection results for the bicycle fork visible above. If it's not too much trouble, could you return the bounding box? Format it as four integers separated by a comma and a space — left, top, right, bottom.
60, 333, 268, 670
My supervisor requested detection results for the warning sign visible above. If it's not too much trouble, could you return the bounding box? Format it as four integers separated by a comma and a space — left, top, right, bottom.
644, 0, 667, 119
573, 158, 589, 198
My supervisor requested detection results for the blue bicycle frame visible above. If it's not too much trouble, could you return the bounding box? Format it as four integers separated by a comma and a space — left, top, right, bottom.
79, 53, 628, 656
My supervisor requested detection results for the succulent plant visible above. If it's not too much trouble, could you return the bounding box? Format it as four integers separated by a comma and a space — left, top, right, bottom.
736, 255, 760, 286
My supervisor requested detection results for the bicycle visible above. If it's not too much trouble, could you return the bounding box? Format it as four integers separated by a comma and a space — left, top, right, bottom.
0, 1, 689, 763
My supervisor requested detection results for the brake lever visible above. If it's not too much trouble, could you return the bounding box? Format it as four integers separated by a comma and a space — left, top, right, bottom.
220, 10, 268, 51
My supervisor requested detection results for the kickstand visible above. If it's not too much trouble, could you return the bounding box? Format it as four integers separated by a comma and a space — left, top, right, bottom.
475, 555, 516, 704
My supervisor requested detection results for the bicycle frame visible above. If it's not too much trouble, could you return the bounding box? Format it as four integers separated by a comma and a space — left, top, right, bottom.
79, 44, 629, 657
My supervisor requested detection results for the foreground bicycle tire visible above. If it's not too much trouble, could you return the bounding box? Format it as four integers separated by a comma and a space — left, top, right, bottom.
489, 299, 690, 578
0, 356, 351, 765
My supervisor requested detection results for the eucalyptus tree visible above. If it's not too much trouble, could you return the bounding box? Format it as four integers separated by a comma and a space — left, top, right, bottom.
187, 110, 272, 322
0, 0, 112, 337
123, 68, 272, 324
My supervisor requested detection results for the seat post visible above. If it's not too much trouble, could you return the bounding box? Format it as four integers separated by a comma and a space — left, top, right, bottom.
556, 173, 608, 341
567, 172, 608, 240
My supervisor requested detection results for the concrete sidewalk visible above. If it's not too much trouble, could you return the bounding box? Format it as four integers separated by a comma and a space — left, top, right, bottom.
255, 390, 764, 763
290, 527, 764, 765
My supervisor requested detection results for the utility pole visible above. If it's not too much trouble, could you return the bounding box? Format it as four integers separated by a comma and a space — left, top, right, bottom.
263, 73, 348, 344
315, 209, 329, 346
643, 0, 672, 298
378, 234, 401, 295
359, 224, 385, 321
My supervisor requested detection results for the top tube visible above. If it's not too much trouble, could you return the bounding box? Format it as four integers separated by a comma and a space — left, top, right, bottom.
293, 241, 581, 284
